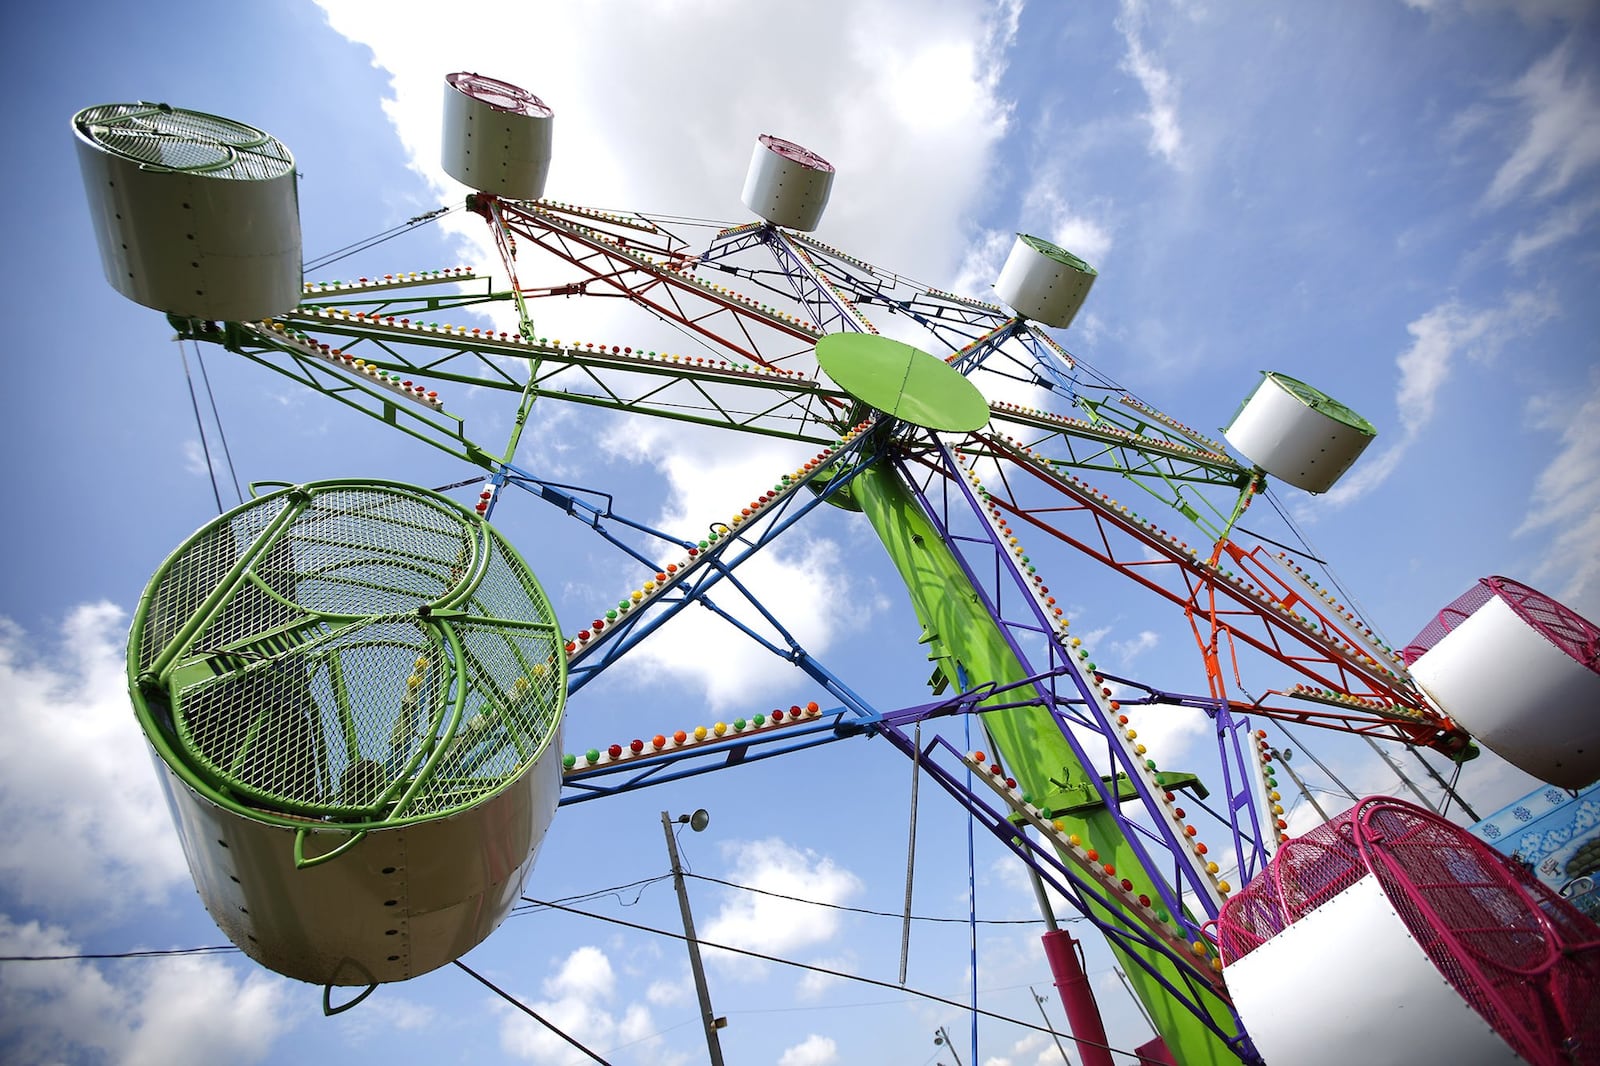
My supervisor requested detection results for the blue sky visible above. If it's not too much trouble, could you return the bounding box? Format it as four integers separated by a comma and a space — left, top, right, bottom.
3, 2, 1598, 1064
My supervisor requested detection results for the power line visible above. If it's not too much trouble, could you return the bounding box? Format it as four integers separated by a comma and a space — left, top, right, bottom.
522, 895, 1144, 1061
511, 873, 671, 915
301, 206, 456, 274
684, 872, 1064, 926
454, 959, 610, 1065
0, 945, 238, 962
192, 343, 243, 507
0, 876, 674, 965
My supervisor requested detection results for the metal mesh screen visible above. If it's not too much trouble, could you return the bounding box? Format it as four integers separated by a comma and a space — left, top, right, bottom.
1402, 575, 1600, 669
1215, 817, 1366, 960
1218, 797, 1600, 1066
448, 72, 552, 117
76, 103, 294, 180
1489, 575, 1600, 671
1400, 578, 1495, 665
130, 481, 563, 827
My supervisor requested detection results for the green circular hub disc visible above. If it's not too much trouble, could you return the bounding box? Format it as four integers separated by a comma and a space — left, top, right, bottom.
815, 333, 990, 431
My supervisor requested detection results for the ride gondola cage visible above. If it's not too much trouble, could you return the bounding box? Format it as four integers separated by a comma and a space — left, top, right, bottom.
127, 479, 566, 988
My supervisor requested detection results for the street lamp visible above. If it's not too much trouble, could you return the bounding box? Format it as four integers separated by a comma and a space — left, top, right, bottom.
1032, 986, 1074, 1064
933, 1025, 964, 1066
662, 809, 725, 1066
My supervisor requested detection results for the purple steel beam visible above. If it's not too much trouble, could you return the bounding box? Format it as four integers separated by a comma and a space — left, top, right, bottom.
900, 444, 1228, 929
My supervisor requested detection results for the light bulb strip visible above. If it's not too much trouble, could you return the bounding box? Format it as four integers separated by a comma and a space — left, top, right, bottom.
962, 749, 1227, 981
562, 421, 874, 663
563, 702, 825, 773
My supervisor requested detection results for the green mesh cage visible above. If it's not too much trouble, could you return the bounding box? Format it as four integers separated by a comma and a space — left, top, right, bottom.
128, 479, 565, 829
73, 103, 294, 179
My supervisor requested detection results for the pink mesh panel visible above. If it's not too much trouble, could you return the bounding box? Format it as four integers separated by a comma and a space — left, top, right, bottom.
1402, 575, 1600, 670
1401, 579, 1495, 665
1215, 812, 1365, 960
1219, 797, 1600, 1066
1486, 576, 1600, 672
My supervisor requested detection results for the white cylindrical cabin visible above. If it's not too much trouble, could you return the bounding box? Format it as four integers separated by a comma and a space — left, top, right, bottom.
128, 480, 568, 985
740, 134, 834, 231
442, 72, 553, 200
1406, 577, 1600, 789
73, 102, 302, 322
1225, 874, 1525, 1066
151, 733, 563, 985
992, 234, 1097, 328
1220, 796, 1597, 1066
1222, 371, 1376, 493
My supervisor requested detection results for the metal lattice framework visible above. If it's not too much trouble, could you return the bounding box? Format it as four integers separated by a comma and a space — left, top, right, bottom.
158, 188, 1497, 1065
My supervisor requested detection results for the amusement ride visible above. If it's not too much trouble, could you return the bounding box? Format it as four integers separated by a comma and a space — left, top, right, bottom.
72, 73, 1600, 1064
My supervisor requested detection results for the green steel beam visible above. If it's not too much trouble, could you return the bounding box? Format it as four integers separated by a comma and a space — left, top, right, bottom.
849, 454, 1243, 1066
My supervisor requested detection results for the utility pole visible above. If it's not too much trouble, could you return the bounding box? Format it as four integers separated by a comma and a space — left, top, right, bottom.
1359, 735, 1442, 814
1031, 986, 1074, 1064
661, 809, 725, 1066
1114, 966, 1158, 1038
1272, 748, 1331, 824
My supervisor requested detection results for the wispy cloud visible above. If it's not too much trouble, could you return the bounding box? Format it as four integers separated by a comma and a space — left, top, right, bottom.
1508, 192, 1600, 265
1320, 291, 1555, 507
1116, 0, 1187, 170
181, 438, 211, 478
1484, 36, 1600, 207
1515, 370, 1600, 617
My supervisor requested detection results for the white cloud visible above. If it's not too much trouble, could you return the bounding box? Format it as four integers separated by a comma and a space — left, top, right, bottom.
1116, 0, 1187, 169
0, 604, 189, 916
1507, 193, 1600, 265
1124, 701, 1210, 764
1485, 36, 1600, 207
0, 915, 292, 1066
998, 1030, 1052, 1066
645, 976, 688, 1006
778, 1033, 840, 1066
1110, 629, 1159, 663
495, 945, 657, 1063
314, 0, 1020, 294
545, 944, 615, 1000
181, 438, 211, 478
1016, 181, 1116, 270
701, 837, 862, 974
795, 952, 855, 999
1319, 290, 1555, 507
1515, 371, 1600, 617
